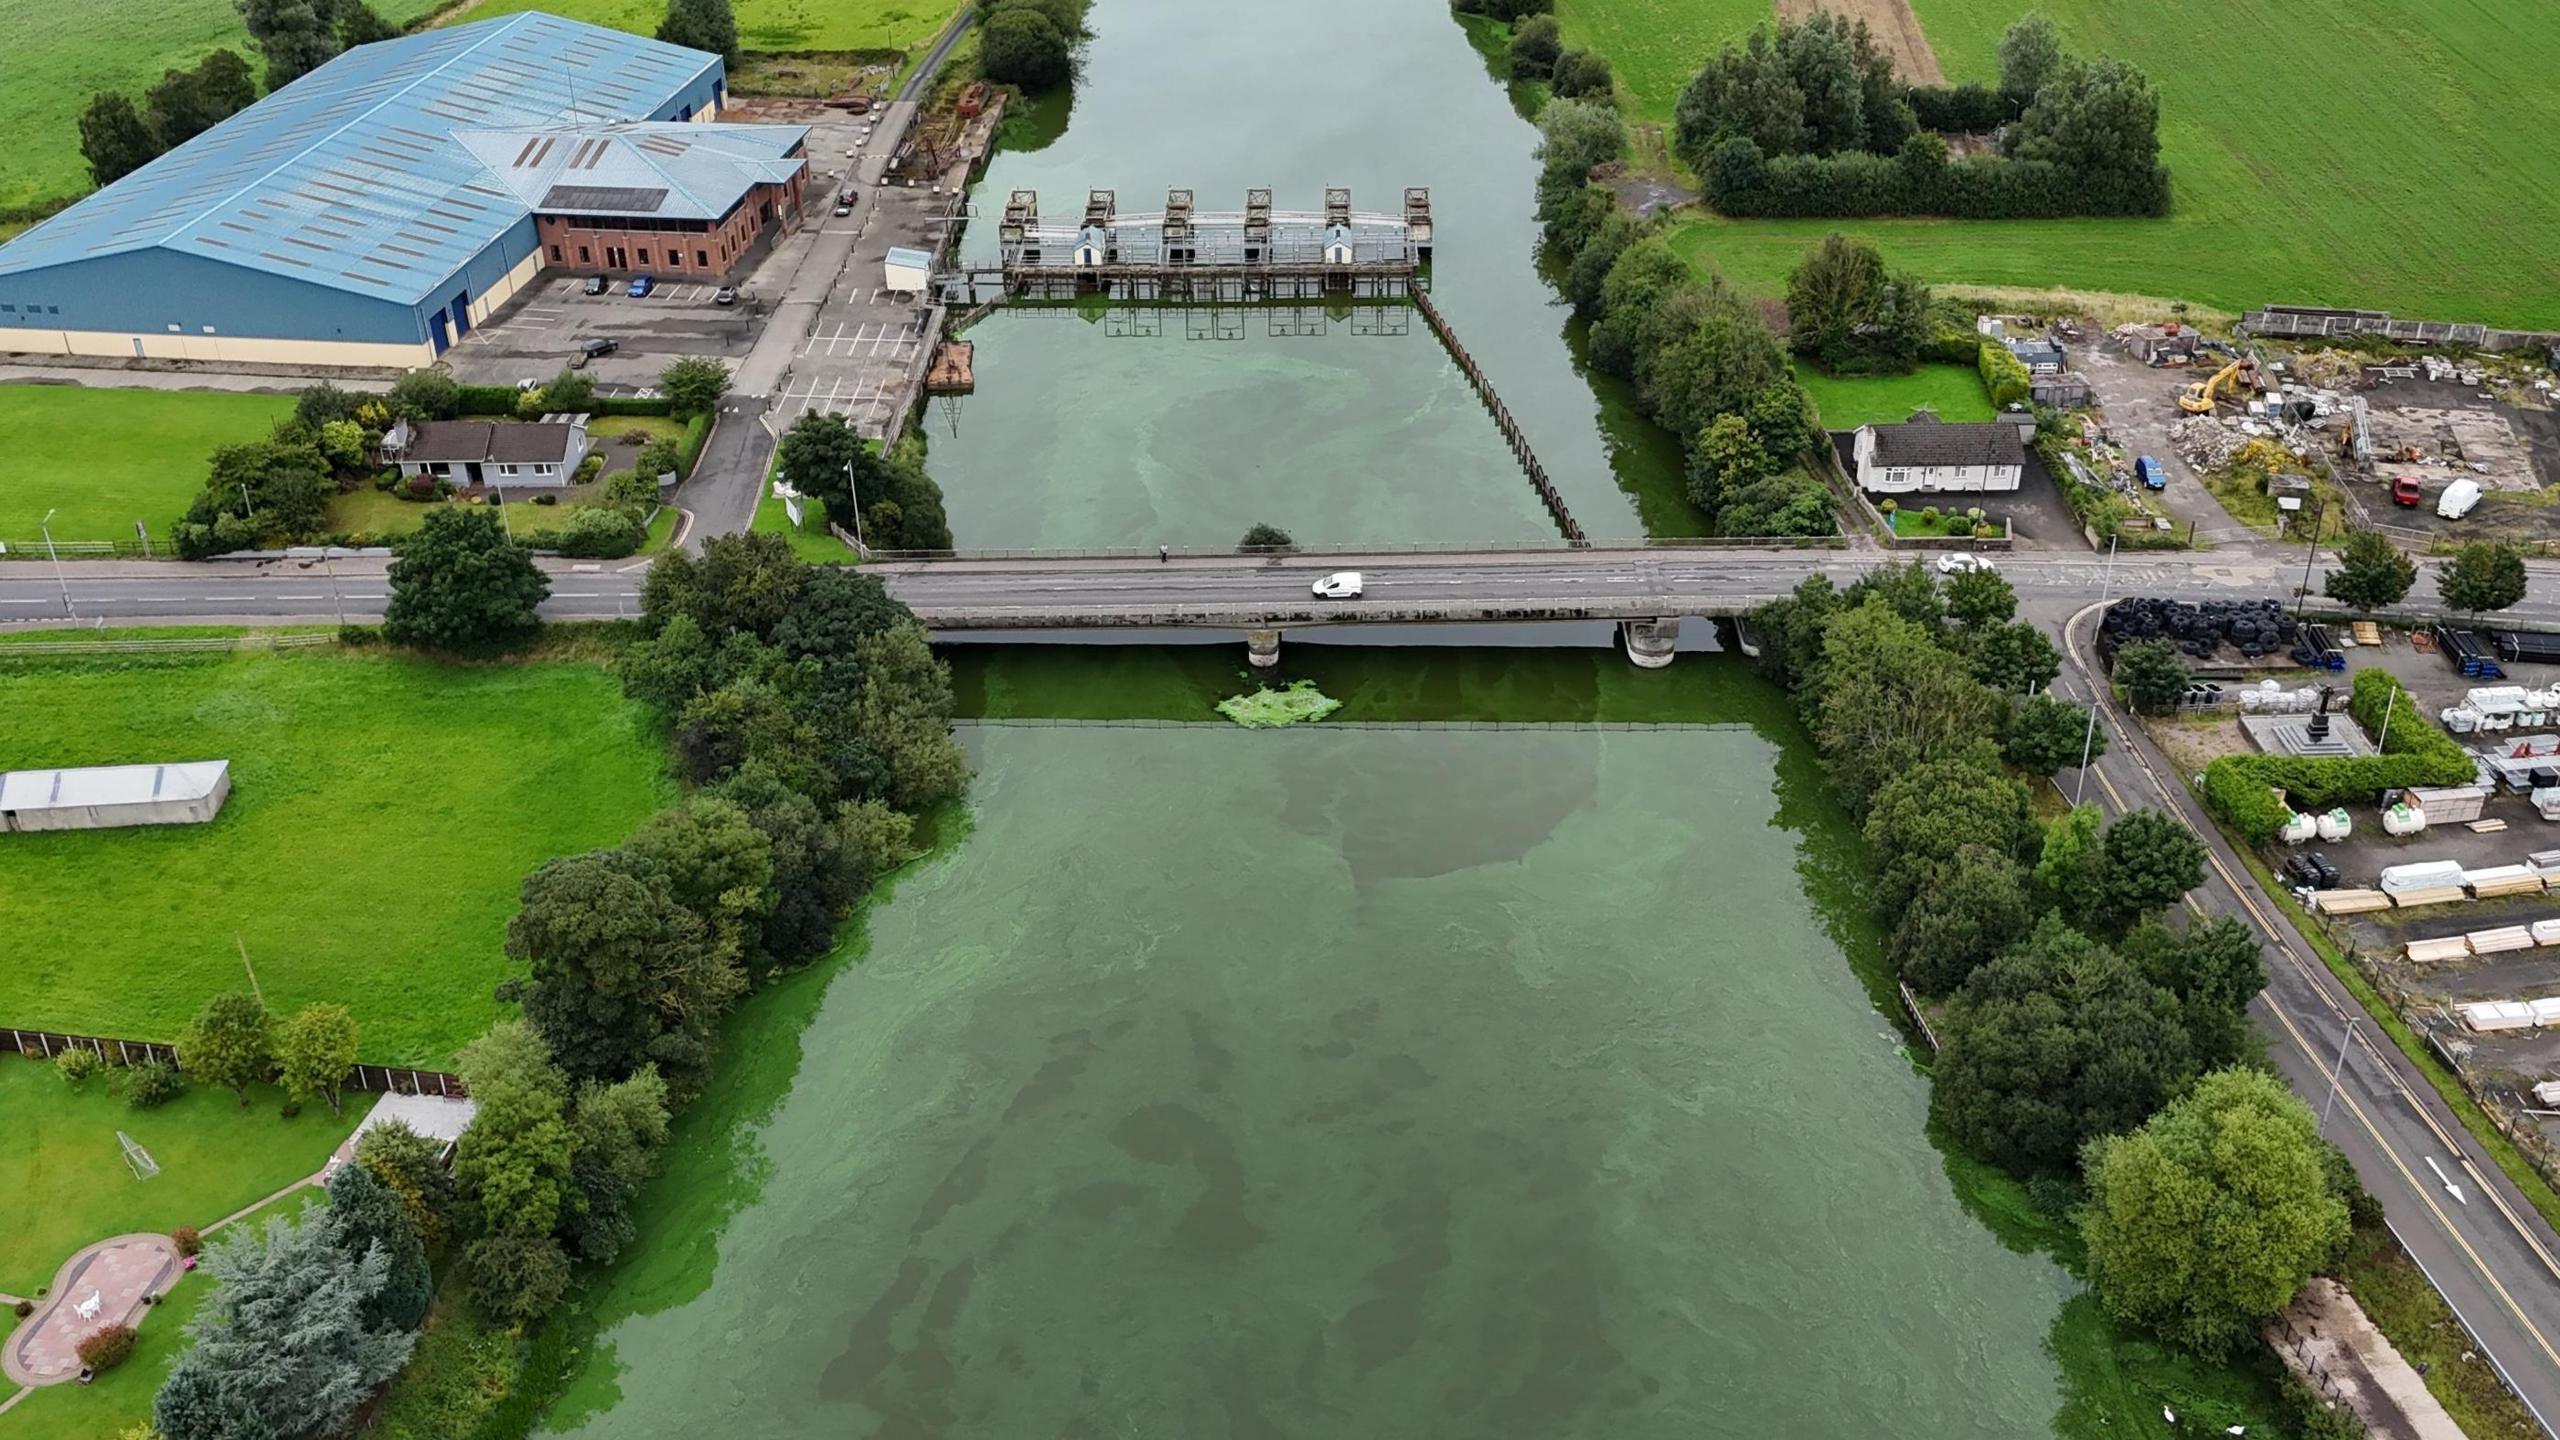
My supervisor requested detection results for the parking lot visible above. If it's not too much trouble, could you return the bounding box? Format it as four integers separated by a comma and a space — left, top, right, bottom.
444, 272, 760, 390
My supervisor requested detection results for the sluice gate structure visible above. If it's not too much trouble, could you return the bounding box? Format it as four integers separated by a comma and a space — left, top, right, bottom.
936, 186, 1434, 301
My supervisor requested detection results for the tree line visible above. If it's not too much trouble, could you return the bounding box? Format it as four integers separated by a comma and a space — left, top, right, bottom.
1751, 561, 2367, 1386
151, 536, 967, 1438
775, 410, 955, 552
1678, 14, 2170, 220
979, 0, 1091, 92
1535, 106, 1833, 537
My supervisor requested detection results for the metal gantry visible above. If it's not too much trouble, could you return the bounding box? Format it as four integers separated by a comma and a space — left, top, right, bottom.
949, 186, 1434, 301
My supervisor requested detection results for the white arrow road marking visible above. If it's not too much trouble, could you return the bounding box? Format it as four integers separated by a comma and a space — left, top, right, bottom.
2427, 1155, 2470, 1205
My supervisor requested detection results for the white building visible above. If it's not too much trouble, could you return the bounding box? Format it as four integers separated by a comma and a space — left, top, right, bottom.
1851, 413, 2030, 495
883, 245, 932, 293
382, 417, 590, 488
1, 761, 230, 832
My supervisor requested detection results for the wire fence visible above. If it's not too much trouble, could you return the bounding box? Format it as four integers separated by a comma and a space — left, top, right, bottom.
5, 1027, 466, 1097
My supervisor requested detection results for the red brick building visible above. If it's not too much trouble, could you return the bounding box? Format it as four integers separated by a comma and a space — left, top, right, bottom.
459, 122, 809, 282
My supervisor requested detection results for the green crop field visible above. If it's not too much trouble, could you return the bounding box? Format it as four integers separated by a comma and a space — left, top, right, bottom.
1563, 0, 2560, 327
0, 386, 293, 546
451, 0, 954, 56
1794, 362, 1994, 430
0, 1056, 356, 1297
0, 647, 671, 1065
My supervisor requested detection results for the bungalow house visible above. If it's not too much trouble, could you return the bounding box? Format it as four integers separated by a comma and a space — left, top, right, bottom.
1851, 412, 2029, 495
382, 415, 589, 487
2005, 338, 2066, 374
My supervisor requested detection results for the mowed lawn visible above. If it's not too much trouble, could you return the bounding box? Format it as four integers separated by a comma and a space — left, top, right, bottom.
452, 0, 954, 55
0, 649, 671, 1065
0, 386, 291, 545
1578, 0, 2560, 326
0, 1057, 357, 1298
0, 0, 445, 212
1795, 362, 1995, 429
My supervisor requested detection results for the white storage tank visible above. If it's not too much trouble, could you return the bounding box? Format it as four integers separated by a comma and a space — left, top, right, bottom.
2280, 811, 2319, 844
2317, 808, 2353, 841
2382, 803, 2425, 836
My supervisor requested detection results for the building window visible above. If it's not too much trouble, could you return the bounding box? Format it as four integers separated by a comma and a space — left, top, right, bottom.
696, 249, 708, 268
549, 245, 561, 262
637, 248, 650, 265
166, 323, 181, 332
0, 304, 14, 313
202, 326, 216, 334
578, 246, 590, 264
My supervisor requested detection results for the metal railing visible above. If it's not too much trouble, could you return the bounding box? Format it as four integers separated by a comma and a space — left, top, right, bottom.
955, 717, 1740, 732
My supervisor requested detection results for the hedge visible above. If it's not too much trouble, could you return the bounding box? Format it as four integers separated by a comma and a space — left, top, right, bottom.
456, 387, 674, 418
1979, 343, 2032, 407
1703, 139, 2172, 220
676, 412, 712, 477
595, 395, 675, 417
1905, 83, 2021, 133
2200, 672, 2472, 842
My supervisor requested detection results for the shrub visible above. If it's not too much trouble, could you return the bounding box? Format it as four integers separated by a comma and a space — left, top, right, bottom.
1979, 342, 2033, 408
551, 505, 646, 559
78, 1324, 137, 1372
57, 1046, 105, 1084
372, 471, 398, 492
10, 1299, 28, 1318
120, 1060, 185, 1109
532, 493, 558, 507
172, 1225, 202, 1257
404, 474, 438, 501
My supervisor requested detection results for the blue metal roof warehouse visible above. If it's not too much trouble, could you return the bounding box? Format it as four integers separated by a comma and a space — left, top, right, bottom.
0, 13, 736, 368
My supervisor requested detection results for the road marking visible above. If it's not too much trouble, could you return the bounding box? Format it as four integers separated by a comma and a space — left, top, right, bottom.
2430, 1156, 2472, 1205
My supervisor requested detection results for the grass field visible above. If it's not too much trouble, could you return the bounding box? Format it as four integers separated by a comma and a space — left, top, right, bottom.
0, 1055, 356, 1297
0, 0, 445, 213
1570, 0, 2560, 326
1795, 361, 1995, 429
750, 458, 854, 563
449, 0, 954, 56
0, 647, 671, 1065
0, 387, 292, 545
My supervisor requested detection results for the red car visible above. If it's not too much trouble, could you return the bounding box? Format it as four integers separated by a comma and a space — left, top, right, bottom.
2391, 476, 2424, 507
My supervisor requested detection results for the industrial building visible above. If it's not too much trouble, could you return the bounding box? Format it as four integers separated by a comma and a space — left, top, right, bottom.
0, 13, 807, 369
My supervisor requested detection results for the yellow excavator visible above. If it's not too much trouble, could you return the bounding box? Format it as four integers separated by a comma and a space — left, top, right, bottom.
2177, 356, 2259, 415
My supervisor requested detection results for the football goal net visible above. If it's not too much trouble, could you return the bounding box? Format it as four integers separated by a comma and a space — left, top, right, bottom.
118, 1131, 160, 1181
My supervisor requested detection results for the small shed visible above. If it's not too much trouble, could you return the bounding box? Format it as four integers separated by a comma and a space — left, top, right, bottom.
325, 1092, 479, 1179
1072, 225, 1106, 267
1, 761, 230, 832
2005, 338, 2066, 374
883, 245, 932, 293
2030, 372, 2093, 408
1323, 223, 1354, 265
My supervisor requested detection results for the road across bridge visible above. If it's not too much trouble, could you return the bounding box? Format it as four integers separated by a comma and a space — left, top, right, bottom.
8, 546, 2560, 634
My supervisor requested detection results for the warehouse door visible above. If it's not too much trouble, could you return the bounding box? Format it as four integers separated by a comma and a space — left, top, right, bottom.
430, 312, 450, 354
450, 291, 472, 338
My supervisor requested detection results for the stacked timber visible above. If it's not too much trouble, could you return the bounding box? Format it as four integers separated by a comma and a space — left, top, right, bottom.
2404, 935, 2472, 963
2471, 926, 2537, 955
2462, 1000, 2539, 1032
2467, 865, 2546, 899
2314, 889, 2392, 915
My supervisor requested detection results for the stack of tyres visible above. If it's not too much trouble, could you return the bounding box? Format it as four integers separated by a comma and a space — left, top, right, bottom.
2100, 597, 2301, 665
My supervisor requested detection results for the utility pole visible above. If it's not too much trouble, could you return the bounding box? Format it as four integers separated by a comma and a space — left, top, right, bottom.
2295, 498, 2324, 619
2073, 534, 2121, 805
40, 509, 73, 620
323, 547, 346, 627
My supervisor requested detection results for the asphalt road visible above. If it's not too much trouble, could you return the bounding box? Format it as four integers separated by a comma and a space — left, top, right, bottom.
12, 546, 2560, 630
2054, 603, 2560, 1434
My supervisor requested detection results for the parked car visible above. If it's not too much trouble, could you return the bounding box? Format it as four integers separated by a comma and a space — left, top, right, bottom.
838, 188, 858, 206
1935, 553, 1997, 576
2439, 478, 2482, 519
1311, 571, 1364, 600
627, 274, 654, 298
713, 286, 737, 306
580, 336, 618, 357
582, 275, 606, 295
2134, 455, 2168, 490
2392, 476, 2424, 507
832, 201, 852, 216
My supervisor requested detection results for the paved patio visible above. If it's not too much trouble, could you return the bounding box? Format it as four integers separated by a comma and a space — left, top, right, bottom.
1, 1234, 179, 1386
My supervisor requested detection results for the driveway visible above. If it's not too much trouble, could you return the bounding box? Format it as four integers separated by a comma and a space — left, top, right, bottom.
2078, 341, 2260, 542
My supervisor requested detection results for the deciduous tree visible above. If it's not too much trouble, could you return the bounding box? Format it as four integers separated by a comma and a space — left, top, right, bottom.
1942, 565, 2016, 628
1889, 843, 2033, 994
503, 851, 737, 1091
356, 1119, 454, 1250
660, 356, 732, 418
386, 368, 460, 422
337, 1, 398, 46
2119, 917, 2264, 1069
384, 508, 549, 650
236, 0, 343, 89
2081, 1067, 2350, 1357
654, 0, 737, 64
145, 51, 258, 149
176, 992, 272, 1105
2439, 540, 2527, 616
563, 1066, 670, 1264
1963, 619, 2061, 694
2323, 530, 2415, 612
1997, 13, 2065, 101
1931, 919, 2194, 1176
448, 1022, 576, 1322
1238, 523, 1295, 552
853, 621, 969, 809
1507, 14, 1562, 78
1813, 600, 2003, 809
277, 1001, 359, 1116
2110, 636, 2186, 715
2003, 692, 2101, 776
980, 5, 1070, 89
2093, 809, 2205, 932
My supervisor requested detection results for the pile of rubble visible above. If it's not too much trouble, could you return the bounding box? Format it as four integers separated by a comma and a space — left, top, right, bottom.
2168, 415, 2249, 470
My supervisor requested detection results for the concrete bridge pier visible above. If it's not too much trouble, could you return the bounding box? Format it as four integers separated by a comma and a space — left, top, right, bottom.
1621, 618, 1678, 669
1247, 629, 1281, 668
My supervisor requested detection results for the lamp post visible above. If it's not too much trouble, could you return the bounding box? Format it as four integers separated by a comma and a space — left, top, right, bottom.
2294, 498, 2324, 619
39, 509, 73, 620
2072, 533, 2122, 805
323, 547, 346, 627
2320, 1019, 2358, 1131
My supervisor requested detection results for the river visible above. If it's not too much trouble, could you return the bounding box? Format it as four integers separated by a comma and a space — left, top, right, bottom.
545, 714, 2076, 1437
925, 0, 1685, 548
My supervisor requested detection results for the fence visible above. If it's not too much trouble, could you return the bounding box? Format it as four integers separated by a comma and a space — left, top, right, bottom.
1897, 979, 1942, 1054
954, 717, 1738, 732
1409, 286, 1585, 544
861, 535, 1849, 562
0, 536, 154, 560
6, 1027, 467, 1098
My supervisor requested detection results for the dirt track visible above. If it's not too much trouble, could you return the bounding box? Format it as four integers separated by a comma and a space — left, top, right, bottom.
1776, 0, 1945, 86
